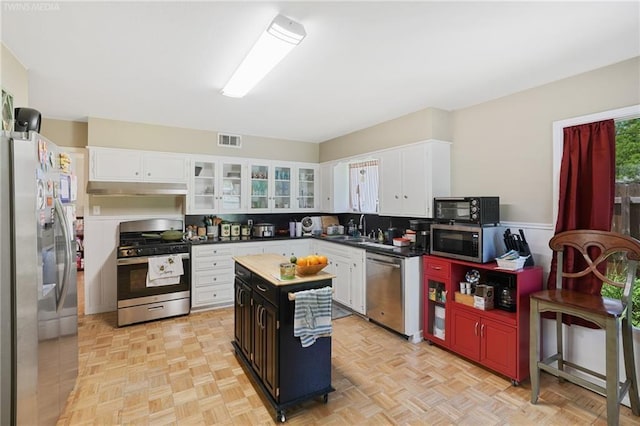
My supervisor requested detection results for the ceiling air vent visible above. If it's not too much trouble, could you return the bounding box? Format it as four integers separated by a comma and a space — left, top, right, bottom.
218, 133, 242, 148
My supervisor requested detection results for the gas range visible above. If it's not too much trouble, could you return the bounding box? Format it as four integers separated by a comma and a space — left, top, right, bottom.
116, 218, 191, 327
117, 243, 189, 258
117, 218, 189, 259
117, 237, 189, 258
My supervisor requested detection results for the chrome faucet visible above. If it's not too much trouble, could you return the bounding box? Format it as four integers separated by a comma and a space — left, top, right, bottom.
359, 214, 366, 237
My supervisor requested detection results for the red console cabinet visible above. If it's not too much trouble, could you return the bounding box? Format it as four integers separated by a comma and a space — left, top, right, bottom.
423, 255, 542, 385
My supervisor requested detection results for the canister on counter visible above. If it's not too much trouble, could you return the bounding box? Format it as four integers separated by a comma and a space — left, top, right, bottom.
206, 225, 218, 238
231, 223, 240, 237
241, 224, 251, 237
220, 223, 231, 237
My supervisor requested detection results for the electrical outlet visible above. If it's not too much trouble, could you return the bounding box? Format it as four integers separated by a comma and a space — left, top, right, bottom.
247, 219, 253, 226
93, 205, 101, 215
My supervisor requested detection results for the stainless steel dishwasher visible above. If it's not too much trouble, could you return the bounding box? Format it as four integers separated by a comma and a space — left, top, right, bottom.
366, 252, 405, 335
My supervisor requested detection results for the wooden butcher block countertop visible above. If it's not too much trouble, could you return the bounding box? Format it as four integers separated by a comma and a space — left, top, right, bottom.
233, 254, 335, 286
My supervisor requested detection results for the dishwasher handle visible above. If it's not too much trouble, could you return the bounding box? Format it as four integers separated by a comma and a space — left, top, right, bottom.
367, 258, 401, 269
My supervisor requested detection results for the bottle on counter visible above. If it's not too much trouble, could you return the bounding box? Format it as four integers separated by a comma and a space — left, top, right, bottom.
347, 219, 357, 236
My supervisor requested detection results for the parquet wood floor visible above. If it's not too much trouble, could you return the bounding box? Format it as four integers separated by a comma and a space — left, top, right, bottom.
59, 278, 638, 425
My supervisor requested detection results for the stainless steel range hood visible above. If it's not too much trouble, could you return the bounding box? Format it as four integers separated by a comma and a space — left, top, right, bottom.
86, 181, 188, 196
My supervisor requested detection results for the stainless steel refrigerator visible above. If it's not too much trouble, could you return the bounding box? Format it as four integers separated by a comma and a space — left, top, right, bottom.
0, 131, 78, 425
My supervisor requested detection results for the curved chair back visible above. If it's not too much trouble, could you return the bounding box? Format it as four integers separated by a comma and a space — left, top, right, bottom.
550, 229, 640, 307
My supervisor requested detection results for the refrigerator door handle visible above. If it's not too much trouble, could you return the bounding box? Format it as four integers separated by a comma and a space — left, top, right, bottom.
54, 198, 73, 313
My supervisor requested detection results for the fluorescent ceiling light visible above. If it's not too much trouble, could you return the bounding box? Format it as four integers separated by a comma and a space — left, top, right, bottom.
222, 14, 306, 98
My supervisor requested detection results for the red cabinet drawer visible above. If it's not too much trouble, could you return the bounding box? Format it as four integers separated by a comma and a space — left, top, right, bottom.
423, 256, 450, 279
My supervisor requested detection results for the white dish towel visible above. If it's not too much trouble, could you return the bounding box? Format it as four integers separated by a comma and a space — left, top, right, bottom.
146, 255, 184, 287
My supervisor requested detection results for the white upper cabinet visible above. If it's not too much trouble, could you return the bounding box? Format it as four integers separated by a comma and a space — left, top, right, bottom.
89, 147, 188, 183
188, 157, 245, 214
142, 152, 188, 182
320, 161, 350, 213
219, 160, 245, 213
248, 162, 293, 212
189, 159, 217, 213
294, 165, 318, 211
320, 162, 333, 213
89, 147, 142, 181
378, 140, 451, 217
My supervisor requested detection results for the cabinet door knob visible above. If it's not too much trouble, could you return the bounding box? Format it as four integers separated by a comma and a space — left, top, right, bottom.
395, 195, 399, 199
404, 195, 408, 199
481, 324, 485, 338
474, 322, 479, 336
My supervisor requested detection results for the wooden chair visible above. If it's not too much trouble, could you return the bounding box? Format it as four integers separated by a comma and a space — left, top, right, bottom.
529, 230, 640, 425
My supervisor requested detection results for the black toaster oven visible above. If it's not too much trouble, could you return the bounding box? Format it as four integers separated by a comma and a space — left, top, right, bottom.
433, 197, 500, 225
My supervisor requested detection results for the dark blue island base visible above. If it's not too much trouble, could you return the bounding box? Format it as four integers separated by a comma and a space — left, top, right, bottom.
233, 255, 335, 422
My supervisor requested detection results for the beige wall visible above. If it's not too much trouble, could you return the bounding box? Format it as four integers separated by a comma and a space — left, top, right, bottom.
41, 118, 88, 148
84, 117, 319, 218
452, 57, 639, 224
319, 57, 640, 224
1, 43, 28, 109
319, 107, 452, 162
88, 117, 319, 162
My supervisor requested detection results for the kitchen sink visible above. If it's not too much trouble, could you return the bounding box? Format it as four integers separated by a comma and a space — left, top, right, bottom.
325, 235, 368, 242
357, 241, 395, 250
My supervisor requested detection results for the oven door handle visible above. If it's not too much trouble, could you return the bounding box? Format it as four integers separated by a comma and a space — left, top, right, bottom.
117, 252, 190, 266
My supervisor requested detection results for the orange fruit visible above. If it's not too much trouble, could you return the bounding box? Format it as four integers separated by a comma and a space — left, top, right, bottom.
308, 256, 319, 265
296, 257, 306, 266
317, 255, 328, 265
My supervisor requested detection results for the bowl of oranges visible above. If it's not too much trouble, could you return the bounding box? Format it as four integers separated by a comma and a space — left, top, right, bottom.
292, 254, 328, 276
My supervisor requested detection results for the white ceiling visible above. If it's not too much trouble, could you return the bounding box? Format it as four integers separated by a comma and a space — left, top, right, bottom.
2, 1, 639, 143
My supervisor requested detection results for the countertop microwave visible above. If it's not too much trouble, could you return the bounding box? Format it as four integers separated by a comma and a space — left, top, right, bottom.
430, 223, 506, 263
433, 197, 500, 225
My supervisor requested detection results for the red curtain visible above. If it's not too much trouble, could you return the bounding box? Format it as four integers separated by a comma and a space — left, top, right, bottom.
547, 119, 615, 327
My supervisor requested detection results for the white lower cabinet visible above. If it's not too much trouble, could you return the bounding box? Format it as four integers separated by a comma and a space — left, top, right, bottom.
232, 242, 265, 257
191, 240, 313, 311
314, 240, 366, 315
262, 239, 310, 258
191, 245, 235, 310
349, 248, 366, 314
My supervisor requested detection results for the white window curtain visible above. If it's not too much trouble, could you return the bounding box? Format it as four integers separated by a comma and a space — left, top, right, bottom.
349, 160, 379, 212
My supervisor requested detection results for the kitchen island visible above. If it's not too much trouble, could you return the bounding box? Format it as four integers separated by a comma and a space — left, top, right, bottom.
232, 254, 336, 423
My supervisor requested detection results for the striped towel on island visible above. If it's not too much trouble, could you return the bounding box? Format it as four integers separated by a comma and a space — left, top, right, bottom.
293, 286, 333, 348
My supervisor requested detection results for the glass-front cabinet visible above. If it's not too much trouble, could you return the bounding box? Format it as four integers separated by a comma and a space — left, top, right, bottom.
249, 163, 270, 211
220, 161, 244, 212
189, 160, 217, 213
273, 165, 293, 210
249, 162, 293, 212
188, 158, 245, 214
296, 166, 318, 210
189, 158, 317, 213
